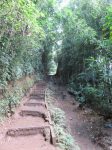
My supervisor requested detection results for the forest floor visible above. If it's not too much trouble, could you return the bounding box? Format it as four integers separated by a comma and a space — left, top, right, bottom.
49, 82, 112, 150
0, 80, 111, 150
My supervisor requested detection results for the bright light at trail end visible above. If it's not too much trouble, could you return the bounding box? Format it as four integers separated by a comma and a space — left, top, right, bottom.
60, 0, 70, 9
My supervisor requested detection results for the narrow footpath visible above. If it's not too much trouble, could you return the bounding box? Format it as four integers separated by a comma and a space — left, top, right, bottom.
0, 81, 56, 150
0, 81, 111, 150
51, 83, 112, 150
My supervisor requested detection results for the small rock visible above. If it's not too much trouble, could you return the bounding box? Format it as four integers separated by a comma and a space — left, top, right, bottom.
70, 117, 72, 120
104, 123, 112, 128
72, 102, 76, 105
109, 146, 112, 150
78, 132, 81, 135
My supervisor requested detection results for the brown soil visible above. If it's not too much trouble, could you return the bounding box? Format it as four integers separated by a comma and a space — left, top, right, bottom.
51, 84, 112, 150
0, 81, 57, 150
0, 80, 111, 150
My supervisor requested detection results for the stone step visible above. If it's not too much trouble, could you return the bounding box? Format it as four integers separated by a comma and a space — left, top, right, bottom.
30, 93, 44, 97
0, 135, 56, 150
36, 82, 46, 87
24, 102, 46, 107
28, 99, 45, 104
30, 95, 45, 100
19, 110, 48, 121
6, 126, 50, 140
31, 90, 45, 95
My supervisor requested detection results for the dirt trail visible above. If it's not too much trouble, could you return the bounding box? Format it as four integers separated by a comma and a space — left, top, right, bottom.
0, 81, 56, 150
51, 84, 111, 150
0, 81, 111, 150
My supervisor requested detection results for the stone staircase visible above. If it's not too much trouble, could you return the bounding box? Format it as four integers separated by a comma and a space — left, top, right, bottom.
0, 81, 56, 150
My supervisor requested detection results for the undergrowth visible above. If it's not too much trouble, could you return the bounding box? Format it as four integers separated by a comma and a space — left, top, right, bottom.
0, 76, 35, 122
46, 86, 80, 150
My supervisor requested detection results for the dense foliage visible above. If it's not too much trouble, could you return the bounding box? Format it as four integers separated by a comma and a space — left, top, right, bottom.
57, 0, 112, 117
0, 0, 60, 85
0, 0, 112, 118
0, 0, 46, 88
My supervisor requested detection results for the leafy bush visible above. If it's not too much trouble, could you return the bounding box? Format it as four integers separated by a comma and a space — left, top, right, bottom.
50, 108, 66, 127
83, 85, 100, 104
0, 77, 35, 121
54, 125, 77, 150
0, 0, 45, 88
0, 89, 22, 119
69, 79, 112, 116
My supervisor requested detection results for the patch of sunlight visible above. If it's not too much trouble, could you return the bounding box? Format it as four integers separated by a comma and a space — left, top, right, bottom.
59, 0, 70, 9
48, 60, 58, 75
